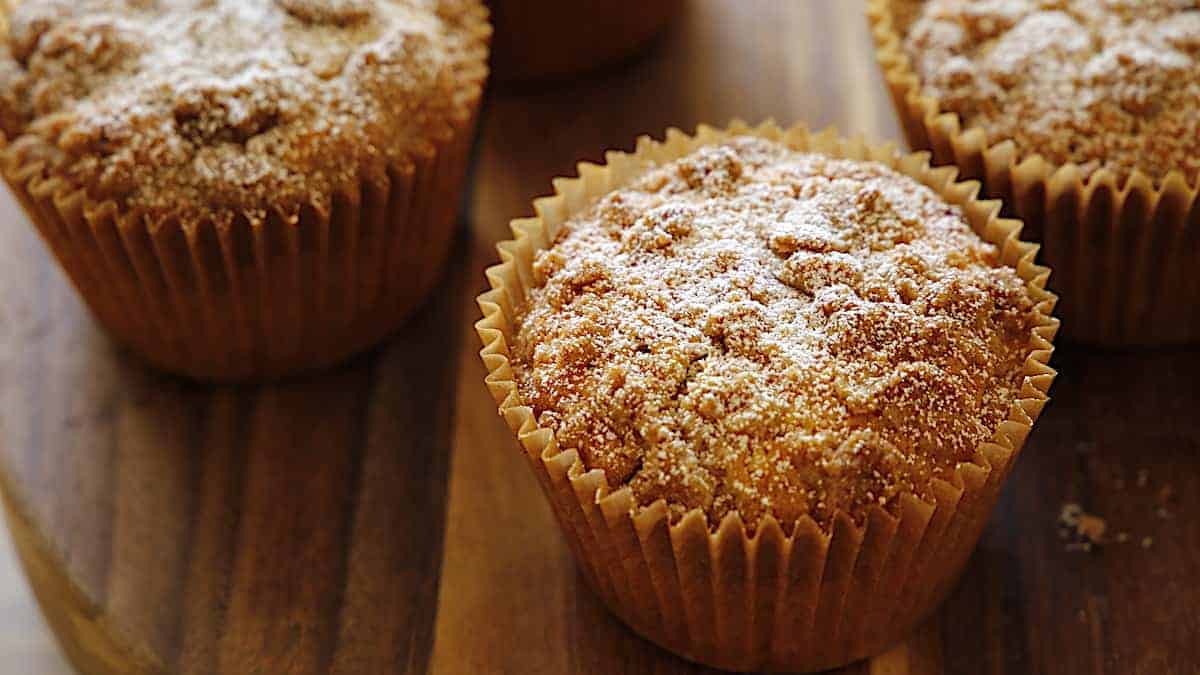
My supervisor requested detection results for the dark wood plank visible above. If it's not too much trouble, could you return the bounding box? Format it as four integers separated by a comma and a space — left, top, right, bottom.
0, 171, 470, 674
938, 349, 1200, 675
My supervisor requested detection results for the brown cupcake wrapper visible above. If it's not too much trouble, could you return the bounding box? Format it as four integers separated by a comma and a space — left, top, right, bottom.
476, 121, 1059, 672
868, 0, 1200, 346
488, 0, 681, 82
0, 5, 490, 381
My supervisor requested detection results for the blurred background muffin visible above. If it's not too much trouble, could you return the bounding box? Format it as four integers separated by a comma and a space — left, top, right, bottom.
871, 0, 1200, 345
488, 0, 681, 82
0, 0, 490, 379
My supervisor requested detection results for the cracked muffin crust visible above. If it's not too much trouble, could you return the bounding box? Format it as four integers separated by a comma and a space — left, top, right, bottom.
901, 0, 1200, 184
510, 137, 1040, 531
0, 0, 484, 223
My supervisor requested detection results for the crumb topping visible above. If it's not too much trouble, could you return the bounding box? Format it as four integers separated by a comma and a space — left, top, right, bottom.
0, 0, 484, 223
902, 0, 1200, 184
511, 138, 1038, 531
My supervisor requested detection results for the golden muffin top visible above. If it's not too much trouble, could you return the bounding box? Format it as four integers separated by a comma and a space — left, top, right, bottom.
0, 0, 486, 223
511, 138, 1039, 531
902, 0, 1200, 184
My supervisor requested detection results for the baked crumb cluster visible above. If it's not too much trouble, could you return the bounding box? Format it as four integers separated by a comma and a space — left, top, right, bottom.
903, 0, 1200, 184
0, 0, 481, 223
512, 138, 1037, 530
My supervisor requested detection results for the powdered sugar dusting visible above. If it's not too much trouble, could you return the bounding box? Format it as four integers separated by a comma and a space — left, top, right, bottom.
904, 0, 1200, 184
0, 0, 484, 223
512, 138, 1038, 531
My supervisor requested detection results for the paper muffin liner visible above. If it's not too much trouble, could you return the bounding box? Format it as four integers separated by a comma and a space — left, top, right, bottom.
488, 0, 681, 82
869, 0, 1200, 346
0, 5, 490, 381
476, 121, 1059, 672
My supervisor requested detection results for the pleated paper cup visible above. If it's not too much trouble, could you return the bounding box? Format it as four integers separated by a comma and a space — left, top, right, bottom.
476, 121, 1059, 672
869, 0, 1200, 346
488, 0, 681, 82
0, 5, 490, 381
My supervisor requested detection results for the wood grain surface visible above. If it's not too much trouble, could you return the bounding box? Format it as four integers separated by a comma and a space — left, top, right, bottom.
0, 516, 71, 673
0, 2, 1198, 674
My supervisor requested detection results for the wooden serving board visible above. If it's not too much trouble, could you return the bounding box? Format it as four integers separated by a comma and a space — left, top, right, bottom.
1, 2, 1198, 674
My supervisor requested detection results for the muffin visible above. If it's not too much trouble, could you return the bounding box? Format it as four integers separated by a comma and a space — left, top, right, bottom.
870, 0, 1200, 345
477, 122, 1058, 672
488, 0, 681, 82
0, 0, 490, 380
